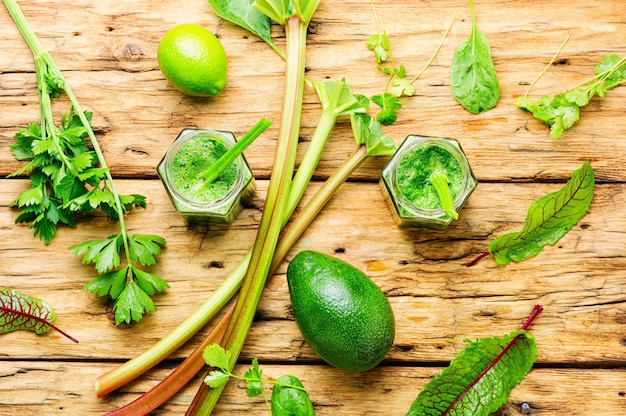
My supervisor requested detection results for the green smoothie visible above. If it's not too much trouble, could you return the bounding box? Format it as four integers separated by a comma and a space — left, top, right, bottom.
170, 136, 237, 202
396, 144, 462, 213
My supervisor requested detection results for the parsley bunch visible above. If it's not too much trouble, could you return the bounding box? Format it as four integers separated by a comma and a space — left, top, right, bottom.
5, 0, 167, 325
516, 54, 626, 138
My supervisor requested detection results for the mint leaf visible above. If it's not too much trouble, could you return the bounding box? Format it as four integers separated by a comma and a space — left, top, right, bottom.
489, 161, 594, 265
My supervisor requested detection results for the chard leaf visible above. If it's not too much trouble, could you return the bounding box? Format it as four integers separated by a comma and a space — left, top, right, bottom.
407, 305, 543, 416
271, 375, 315, 416
450, 0, 500, 114
489, 160, 594, 264
208, 0, 282, 57
0, 289, 77, 343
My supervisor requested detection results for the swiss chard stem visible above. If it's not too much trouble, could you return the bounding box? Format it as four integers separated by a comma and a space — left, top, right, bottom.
430, 170, 458, 220
198, 118, 272, 187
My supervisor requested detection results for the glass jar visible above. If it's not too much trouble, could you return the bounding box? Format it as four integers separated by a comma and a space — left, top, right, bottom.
380, 135, 477, 229
157, 128, 255, 224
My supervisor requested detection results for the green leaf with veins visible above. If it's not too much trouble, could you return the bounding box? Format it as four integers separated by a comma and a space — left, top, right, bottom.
407, 330, 537, 416
371, 93, 401, 125
0, 289, 77, 343
488, 161, 594, 265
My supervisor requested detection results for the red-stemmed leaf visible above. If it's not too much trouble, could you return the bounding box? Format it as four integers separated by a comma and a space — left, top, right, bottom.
406, 305, 543, 416
0, 289, 78, 343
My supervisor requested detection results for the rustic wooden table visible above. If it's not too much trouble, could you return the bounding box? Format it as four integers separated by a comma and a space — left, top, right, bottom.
1, 0, 626, 414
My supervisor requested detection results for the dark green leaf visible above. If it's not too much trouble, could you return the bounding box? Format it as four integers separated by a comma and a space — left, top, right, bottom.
128, 234, 165, 267
489, 161, 594, 265
407, 329, 536, 416
450, 2, 500, 114
271, 375, 315, 416
83, 267, 129, 299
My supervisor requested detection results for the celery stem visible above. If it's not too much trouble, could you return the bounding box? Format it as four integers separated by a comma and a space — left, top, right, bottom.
430, 170, 458, 220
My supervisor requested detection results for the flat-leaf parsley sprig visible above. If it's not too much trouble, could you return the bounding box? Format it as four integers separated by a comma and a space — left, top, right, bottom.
4, 0, 167, 325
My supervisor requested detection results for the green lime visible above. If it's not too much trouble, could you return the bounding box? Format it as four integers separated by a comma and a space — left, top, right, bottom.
157, 23, 228, 97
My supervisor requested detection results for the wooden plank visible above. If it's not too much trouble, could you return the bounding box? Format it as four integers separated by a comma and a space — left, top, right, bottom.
1, 0, 626, 181
1, 361, 625, 415
1, 178, 624, 364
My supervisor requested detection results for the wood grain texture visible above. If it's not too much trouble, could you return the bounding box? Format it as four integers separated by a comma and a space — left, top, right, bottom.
2, 0, 626, 414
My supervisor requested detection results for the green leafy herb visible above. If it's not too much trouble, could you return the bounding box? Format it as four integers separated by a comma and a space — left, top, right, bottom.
466, 161, 594, 266
0, 289, 78, 343
516, 54, 626, 138
203, 344, 315, 414
406, 305, 542, 416
4, 0, 168, 325
367, 0, 453, 125
450, 0, 500, 114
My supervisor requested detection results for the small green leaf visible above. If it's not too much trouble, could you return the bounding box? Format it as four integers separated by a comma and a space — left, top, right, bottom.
371, 93, 401, 125
113, 280, 155, 325
70, 234, 123, 273
129, 234, 166, 267
489, 161, 594, 265
350, 113, 397, 157
83, 267, 129, 299
366, 32, 390, 64
203, 343, 233, 371
244, 358, 264, 397
133, 268, 170, 296
390, 74, 415, 98
450, 0, 500, 114
204, 370, 230, 388
271, 375, 315, 416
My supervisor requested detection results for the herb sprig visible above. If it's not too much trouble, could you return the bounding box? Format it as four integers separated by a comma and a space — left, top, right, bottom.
4, 0, 167, 325
516, 54, 626, 138
367, 0, 453, 125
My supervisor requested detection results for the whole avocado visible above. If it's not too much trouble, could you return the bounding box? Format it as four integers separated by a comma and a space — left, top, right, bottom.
286, 250, 395, 372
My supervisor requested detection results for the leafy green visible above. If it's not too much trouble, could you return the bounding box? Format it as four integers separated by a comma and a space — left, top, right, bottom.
450, 0, 500, 114
203, 343, 314, 413
4, 0, 168, 325
367, 0, 452, 125
73, 234, 168, 325
0, 289, 78, 343
406, 305, 542, 416
207, 0, 284, 59
271, 375, 316, 416
489, 161, 594, 265
516, 54, 626, 138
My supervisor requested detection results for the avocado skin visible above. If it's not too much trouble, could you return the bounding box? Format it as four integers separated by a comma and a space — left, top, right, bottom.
287, 250, 395, 372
